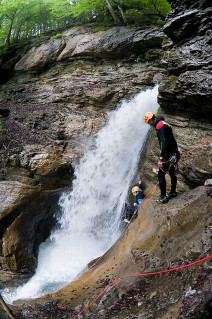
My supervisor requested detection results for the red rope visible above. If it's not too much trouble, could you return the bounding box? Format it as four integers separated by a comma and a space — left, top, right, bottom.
71, 255, 212, 319
70, 279, 121, 319
120, 254, 212, 278
180, 137, 212, 157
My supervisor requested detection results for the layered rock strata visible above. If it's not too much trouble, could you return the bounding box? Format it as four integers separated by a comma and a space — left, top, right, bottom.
158, 0, 212, 121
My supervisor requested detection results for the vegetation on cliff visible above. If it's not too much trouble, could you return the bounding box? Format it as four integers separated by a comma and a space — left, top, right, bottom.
0, 0, 171, 47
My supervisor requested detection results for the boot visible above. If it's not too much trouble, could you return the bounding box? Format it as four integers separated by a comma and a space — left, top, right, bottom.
167, 192, 177, 199
156, 195, 169, 204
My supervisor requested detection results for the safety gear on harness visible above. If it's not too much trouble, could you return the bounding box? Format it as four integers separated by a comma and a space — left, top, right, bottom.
144, 112, 156, 124
169, 155, 177, 165
132, 186, 140, 193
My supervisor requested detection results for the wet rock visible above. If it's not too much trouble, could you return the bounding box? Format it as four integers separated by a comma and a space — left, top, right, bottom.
0, 188, 62, 272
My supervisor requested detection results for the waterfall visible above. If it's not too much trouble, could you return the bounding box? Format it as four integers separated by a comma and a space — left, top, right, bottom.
2, 86, 159, 303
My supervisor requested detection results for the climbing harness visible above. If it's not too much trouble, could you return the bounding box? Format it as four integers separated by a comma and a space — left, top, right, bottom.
159, 153, 178, 174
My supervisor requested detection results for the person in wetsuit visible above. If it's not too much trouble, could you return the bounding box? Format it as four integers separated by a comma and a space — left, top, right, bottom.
124, 181, 144, 222
144, 112, 180, 204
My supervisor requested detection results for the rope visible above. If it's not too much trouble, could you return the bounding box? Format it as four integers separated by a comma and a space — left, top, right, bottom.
180, 137, 212, 157
70, 279, 121, 319
70, 254, 212, 319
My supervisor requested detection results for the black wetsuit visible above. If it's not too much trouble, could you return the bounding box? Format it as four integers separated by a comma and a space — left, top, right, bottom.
154, 116, 180, 197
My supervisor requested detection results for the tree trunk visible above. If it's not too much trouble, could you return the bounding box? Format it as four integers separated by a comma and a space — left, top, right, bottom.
6, 18, 14, 45
14, 22, 22, 40
117, 3, 127, 25
105, 0, 122, 25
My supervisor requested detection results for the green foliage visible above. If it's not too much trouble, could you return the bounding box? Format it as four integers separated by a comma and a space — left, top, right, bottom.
0, 0, 171, 48
156, 107, 161, 116
50, 33, 62, 39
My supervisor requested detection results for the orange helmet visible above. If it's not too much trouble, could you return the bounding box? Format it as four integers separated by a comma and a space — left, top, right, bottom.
144, 112, 156, 124
132, 186, 140, 193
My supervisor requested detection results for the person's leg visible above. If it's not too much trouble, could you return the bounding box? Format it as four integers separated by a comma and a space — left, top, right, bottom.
158, 168, 166, 197
169, 165, 177, 194
123, 209, 134, 222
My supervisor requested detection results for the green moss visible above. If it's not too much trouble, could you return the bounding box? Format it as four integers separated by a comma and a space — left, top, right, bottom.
93, 26, 110, 32
50, 33, 63, 40
169, 75, 178, 82
34, 40, 48, 47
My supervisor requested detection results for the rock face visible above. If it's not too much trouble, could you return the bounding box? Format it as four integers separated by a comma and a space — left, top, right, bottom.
156, 0, 212, 189
0, 181, 61, 273
158, 0, 212, 121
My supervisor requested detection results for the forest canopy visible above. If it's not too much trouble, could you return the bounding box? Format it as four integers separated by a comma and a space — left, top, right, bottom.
0, 0, 171, 47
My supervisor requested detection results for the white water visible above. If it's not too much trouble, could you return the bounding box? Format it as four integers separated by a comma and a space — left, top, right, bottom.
2, 86, 159, 303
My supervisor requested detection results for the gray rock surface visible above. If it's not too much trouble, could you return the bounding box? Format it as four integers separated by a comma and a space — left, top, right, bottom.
159, 0, 212, 121
15, 38, 66, 72
13, 26, 163, 71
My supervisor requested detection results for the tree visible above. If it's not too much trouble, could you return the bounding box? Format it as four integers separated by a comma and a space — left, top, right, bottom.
0, 0, 171, 48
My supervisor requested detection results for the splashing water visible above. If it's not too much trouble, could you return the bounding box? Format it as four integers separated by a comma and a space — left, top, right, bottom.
2, 86, 159, 303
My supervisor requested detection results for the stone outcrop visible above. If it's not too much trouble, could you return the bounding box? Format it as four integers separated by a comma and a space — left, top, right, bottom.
156, 0, 212, 190
158, 0, 212, 121
14, 38, 66, 72
12, 27, 163, 72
